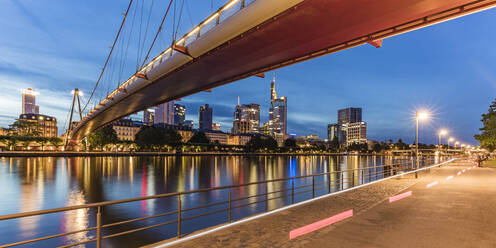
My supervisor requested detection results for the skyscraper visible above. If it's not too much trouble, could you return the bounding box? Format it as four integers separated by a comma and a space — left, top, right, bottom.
143, 108, 155, 126
174, 104, 186, 126
328, 123, 345, 144
338, 107, 362, 125
232, 101, 260, 134
268, 74, 287, 135
22, 88, 39, 114
154, 101, 174, 125
199, 104, 213, 130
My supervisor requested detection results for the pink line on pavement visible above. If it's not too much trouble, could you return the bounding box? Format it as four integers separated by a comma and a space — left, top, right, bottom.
289, 209, 353, 240
446, 176, 453, 181
389, 191, 413, 203
427, 181, 439, 188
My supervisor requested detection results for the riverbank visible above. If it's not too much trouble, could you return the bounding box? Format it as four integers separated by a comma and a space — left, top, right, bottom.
0, 151, 383, 157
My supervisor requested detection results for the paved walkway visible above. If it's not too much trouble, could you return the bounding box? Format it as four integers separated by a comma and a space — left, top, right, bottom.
153, 161, 496, 248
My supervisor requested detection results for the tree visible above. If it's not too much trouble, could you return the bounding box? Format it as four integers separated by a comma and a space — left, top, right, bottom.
87, 125, 118, 150
474, 99, 496, 151
38, 139, 48, 151
135, 126, 165, 150
188, 132, 210, 145
48, 137, 63, 150
395, 138, 409, 150
5, 138, 18, 151
329, 137, 340, 151
284, 138, 297, 148
245, 135, 278, 152
164, 129, 182, 147
9, 119, 41, 137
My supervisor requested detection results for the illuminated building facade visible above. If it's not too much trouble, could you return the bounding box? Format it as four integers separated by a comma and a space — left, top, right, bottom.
343, 122, 367, 145
112, 119, 143, 141
232, 103, 260, 134
154, 101, 174, 125
268, 75, 287, 136
18, 113, 58, 137
22, 88, 39, 115
143, 108, 155, 126
174, 104, 186, 126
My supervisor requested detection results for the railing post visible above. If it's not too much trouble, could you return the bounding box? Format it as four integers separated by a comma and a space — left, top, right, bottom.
228, 191, 232, 222
265, 183, 268, 212
96, 206, 102, 248
177, 194, 182, 238
352, 170, 355, 187
291, 180, 294, 204
312, 176, 315, 198
328, 172, 331, 193
241, 0, 245, 8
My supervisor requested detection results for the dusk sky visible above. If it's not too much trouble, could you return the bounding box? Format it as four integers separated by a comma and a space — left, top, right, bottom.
1, 0, 495, 145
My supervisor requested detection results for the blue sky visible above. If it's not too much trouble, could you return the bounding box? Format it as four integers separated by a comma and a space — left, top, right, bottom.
1, 0, 495, 145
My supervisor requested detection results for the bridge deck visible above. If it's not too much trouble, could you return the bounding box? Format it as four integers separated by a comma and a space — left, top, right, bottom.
151, 161, 496, 247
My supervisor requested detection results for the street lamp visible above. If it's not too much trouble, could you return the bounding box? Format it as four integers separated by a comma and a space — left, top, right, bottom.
415, 111, 429, 176
448, 137, 454, 149
455, 141, 459, 149
438, 129, 447, 148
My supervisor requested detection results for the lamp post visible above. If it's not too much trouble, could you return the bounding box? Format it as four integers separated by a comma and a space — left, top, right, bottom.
415, 111, 428, 178
438, 129, 447, 151
448, 137, 454, 152
455, 141, 459, 149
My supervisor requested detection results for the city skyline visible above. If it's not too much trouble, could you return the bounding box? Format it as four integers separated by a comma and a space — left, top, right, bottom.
1, 1, 495, 145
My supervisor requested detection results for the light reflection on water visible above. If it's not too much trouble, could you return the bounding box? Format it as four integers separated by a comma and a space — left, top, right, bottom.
0, 155, 407, 247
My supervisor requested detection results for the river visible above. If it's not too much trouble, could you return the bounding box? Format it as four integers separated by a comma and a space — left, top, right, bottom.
0, 155, 422, 247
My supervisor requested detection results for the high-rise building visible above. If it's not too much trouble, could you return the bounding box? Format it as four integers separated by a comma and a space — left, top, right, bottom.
327, 123, 346, 144
343, 122, 367, 145
338, 107, 362, 125
174, 104, 186, 126
268, 75, 287, 135
212, 123, 221, 131
232, 102, 260, 134
143, 108, 155, 126
185, 120, 194, 129
154, 101, 174, 125
199, 104, 213, 130
22, 88, 39, 114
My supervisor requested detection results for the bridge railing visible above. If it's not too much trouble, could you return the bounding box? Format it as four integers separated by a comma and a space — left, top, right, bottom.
0, 156, 450, 247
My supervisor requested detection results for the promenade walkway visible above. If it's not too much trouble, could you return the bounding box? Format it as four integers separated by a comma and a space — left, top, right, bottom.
152, 161, 496, 247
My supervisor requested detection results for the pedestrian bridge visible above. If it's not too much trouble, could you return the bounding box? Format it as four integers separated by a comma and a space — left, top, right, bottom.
72, 0, 496, 139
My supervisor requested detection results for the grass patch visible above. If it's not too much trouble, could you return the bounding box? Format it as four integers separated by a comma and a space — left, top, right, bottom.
482, 159, 496, 167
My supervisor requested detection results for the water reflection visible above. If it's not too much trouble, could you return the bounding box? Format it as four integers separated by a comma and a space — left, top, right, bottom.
0, 155, 414, 247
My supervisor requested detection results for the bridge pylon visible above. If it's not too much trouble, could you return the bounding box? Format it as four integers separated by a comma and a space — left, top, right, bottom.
64, 89, 87, 151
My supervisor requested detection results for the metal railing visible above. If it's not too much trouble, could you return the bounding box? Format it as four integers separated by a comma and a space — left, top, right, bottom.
0, 156, 446, 247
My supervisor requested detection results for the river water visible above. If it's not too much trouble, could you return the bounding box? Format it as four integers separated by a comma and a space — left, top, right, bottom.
0, 155, 422, 247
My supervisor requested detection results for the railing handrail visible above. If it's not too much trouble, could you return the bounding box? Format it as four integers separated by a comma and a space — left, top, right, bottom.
0, 159, 417, 221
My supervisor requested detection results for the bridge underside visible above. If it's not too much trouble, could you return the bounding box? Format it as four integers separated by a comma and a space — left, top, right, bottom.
73, 0, 496, 139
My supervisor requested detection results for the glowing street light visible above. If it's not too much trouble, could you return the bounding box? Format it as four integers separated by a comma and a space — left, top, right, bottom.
448, 137, 454, 148
415, 111, 429, 177
455, 141, 460, 149
438, 129, 447, 148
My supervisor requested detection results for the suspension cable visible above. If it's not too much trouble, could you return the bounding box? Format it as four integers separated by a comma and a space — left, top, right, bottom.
140, 0, 174, 70
82, 0, 134, 113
